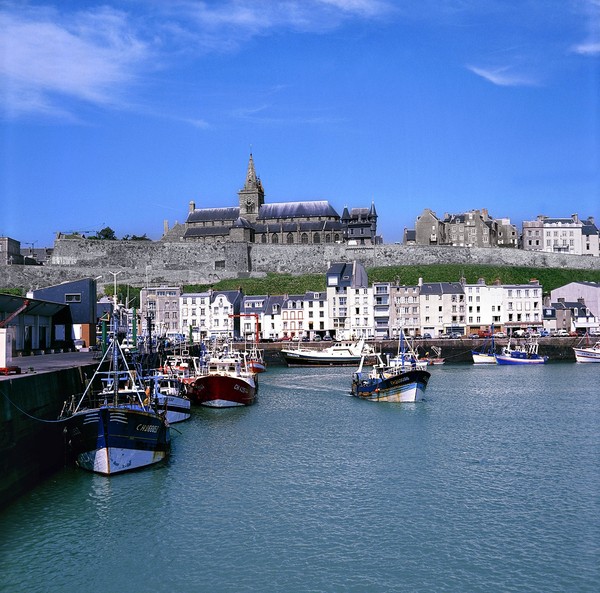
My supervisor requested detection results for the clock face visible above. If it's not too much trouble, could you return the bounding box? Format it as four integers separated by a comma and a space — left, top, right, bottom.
246, 198, 254, 206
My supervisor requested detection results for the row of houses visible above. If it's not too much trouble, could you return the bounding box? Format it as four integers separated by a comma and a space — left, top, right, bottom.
139, 262, 600, 341
1, 268, 599, 356
404, 210, 599, 256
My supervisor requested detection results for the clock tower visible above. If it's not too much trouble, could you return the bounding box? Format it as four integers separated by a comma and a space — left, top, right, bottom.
238, 153, 264, 223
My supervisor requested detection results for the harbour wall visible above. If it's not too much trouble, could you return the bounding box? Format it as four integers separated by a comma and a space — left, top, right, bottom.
2, 238, 600, 291
0, 364, 95, 509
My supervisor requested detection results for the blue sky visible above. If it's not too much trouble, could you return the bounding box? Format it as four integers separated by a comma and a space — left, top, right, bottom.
1, 0, 599, 248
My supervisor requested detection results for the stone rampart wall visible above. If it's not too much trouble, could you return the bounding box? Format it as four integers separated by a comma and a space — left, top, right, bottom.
1, 238, 599, 291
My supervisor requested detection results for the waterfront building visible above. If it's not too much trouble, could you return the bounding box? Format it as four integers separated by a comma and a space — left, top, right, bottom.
419, 281, 465, 337
326, 261, 373, 340
182, 154, 380, 245
372, 282, 392, 339
389, 283, 421, 338
522, 214, 599, 256
280, 294, 305, 339
140, 286, 182, 336
0, 294, 72, 354
208, 289, 244, 340
463, 279, 503, 335
501, 280, 543, 333
301, 291, 328, 338
28, 278, 98, 348
550, 281, 600, 322
544, 297, 597, 334
180, 291, 212, 341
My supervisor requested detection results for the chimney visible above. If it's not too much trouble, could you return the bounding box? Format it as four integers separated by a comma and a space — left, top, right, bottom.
571, 213, 579, 223
189, 201, 196, 213
418, 277, 423, 287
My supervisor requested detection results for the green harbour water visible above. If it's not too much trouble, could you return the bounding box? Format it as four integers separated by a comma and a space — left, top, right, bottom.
0, 363, 599, 593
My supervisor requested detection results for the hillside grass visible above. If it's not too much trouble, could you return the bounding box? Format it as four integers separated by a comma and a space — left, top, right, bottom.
184, 265, 600, 296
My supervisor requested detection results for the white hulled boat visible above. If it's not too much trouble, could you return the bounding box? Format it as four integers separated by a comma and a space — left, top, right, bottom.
573, 339, 600, 363
281, 337, 376, 367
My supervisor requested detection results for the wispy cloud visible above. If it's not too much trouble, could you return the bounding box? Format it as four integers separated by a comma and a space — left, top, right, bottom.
466, 65, 540, 87
0, 5, 150, 119
0, 0, 391, 121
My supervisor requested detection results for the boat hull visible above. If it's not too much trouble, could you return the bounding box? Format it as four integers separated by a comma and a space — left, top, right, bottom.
189, 374, 257, 407
281, 351, 363, 366
65, 406, 170, 475
495, 354, 548, 365
247, 360, 267, 373
573, 347, 600, 363
472, 352, 497, 365
351, 369, 430, 403
155, 393, 191, 423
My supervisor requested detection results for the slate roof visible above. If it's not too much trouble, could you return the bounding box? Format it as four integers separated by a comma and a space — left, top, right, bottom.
187, 207, 240, 223
257, 201, 339, 220
183, 226, 232, 238
419, 282, 465, 296
253, 221, 343, 233
582, 219, 599, 236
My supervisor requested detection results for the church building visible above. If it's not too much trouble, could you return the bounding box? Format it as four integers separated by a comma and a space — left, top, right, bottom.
182, 155, 380, 245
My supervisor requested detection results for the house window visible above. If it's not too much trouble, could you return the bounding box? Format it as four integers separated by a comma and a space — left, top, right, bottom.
65, 293, 81, 303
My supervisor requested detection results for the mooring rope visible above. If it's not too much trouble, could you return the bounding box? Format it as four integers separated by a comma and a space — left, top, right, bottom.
0, 388, 68, 423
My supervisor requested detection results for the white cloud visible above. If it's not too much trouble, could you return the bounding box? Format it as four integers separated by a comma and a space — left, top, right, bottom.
0, 6, 150, 118
466, 65, 540, 87
571, 41, 600, 54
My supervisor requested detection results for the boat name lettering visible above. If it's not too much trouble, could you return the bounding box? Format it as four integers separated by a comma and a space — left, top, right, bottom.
136, 423, 159, 433
234, 384, 249, 394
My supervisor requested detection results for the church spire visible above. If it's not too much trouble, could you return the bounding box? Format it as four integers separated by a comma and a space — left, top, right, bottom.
244, 153, 259, 190
238, 153, 264, 223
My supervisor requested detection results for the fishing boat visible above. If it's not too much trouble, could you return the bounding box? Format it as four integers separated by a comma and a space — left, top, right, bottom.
573, 338, 600, 363
60, 330, 170, 475
187, 353, 257, 408
145, 374, 191, 423
472, 333, 497, 364
387, 333, 428, 371
495, 338, 548, 365
351, 354, 431, 403
280, 337, 376, 367
242, 343, 267, 373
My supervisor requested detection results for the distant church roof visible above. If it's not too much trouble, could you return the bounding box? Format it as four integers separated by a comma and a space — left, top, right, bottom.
183, 226, 232, 238
258, 201, 339, 220
187, 207, 240, 223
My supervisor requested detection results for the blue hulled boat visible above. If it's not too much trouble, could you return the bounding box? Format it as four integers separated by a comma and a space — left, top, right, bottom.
61, 324, 170, 475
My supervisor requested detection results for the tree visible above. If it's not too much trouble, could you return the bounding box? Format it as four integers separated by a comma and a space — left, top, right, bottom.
94, 227, 117, 240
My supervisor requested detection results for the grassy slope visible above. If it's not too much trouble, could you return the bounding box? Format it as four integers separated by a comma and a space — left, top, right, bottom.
184, 265, 600, 296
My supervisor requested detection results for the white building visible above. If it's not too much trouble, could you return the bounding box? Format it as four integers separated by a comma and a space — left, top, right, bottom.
522, 214, 599, 256
464, 279, 503, 333
180, 291, 212, 341
326, 261, 372, 340
419, 281, 465, 336
501, 280, 544, 333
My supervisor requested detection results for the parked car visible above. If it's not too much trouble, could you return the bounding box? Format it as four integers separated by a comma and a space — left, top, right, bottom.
322, 335, 332, 341
494, 332, 506, 338
538, 329, 549, 337
555, 329, 569, 337
73, 339, 86, 351
449, 332, 462, 339
422, 333, 432, 339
